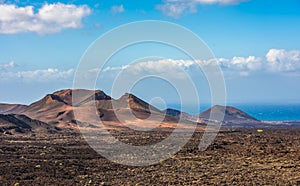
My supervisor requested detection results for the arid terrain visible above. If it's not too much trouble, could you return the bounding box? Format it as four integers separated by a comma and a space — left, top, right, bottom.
0, 129, 300, 185
0, 89, 300, 185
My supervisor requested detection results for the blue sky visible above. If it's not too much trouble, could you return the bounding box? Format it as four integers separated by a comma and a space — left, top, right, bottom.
0, 0, 300, 107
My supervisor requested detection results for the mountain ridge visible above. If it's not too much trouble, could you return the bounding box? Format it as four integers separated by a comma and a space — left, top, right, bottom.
16, 89, 179, 127
0, 89, 269, 135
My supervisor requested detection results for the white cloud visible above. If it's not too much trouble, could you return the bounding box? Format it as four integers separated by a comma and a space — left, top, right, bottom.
111, 5, 124, 14
157, 0, 247, 18
0, 61, 15, 69
100, 49, 300, 78
0, 68, 74, 82
214, 50, 300, 74
101, 59, 192, 81
266, 49, 300, 72
0, 3, 91, 34
2, 49, 298, 84
221, 56, 262, 71
156, 3, 192, 18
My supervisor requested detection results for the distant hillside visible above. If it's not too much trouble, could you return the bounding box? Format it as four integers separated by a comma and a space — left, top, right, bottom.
164, 108, 200, 122
0, 114, 59, 135
199, 105, 259, 123
0, 104, 28, 114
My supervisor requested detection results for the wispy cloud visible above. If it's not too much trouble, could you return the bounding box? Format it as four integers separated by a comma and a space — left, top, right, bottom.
0, 3, 91, 34
111, 5, 125, 14
0, 67, 74, 82
100, 49, 300, 78
105, 59, 193, 80
2, 49, 298, 83
0, 61, 15, 70
157, 0, 248, 18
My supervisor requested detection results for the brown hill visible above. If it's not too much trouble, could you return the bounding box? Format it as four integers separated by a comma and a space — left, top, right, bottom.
22, 93, 73, 127
0, 114, 59, 135
82, 92, 179, 123
112, 93, 166, 120
0, 104, 28, 114
21, 89, 178, 128
198, 105, 259, 123
163, 108, 200, 122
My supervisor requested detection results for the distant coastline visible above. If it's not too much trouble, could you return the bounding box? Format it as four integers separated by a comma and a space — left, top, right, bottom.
166, 103, 300, 122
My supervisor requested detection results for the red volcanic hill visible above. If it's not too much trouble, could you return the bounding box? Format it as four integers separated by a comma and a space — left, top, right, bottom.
19, 89, 178, 128
198, 105, 259, 124
21, 89, 111, 127
113, 93, 164, 120
0, 89, 274, 135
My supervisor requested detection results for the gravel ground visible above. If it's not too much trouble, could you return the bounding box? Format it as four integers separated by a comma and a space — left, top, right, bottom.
0, 129, 300, 185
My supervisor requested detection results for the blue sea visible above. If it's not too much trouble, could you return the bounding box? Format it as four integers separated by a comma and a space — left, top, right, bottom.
166, 104, 300, 121
231, 104, 300, 121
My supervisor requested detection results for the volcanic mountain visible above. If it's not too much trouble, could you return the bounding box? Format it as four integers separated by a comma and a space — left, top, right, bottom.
21, 90, 76, 127
198, 105, 259, 124
0, 89, 268, 135
21, 89, 178, 128
0, 114, 59, 135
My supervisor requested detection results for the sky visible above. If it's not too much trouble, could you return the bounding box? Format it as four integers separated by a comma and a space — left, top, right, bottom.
0, 0, 300, 107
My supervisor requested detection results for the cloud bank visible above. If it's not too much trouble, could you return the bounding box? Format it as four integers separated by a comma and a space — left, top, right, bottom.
157, 0, 247, 18
0, 3, 91, 34
0, 61, 74, 82
101, 49, 300, 78
1, 49, 298, 83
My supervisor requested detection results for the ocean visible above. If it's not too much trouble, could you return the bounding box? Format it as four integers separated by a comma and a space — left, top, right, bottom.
166, 104, 300, 121
231, 104, 300, 121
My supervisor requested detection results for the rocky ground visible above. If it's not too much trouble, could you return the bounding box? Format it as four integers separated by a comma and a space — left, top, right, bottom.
0, 129, 300, 185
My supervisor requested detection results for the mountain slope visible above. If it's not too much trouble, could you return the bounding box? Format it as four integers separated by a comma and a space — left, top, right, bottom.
0, 104, 28, 114
199, 105, 259, 123
22, 93, 73, 126
164, 108, 199, 122
21, 89, 179, 127
0, 114, 59, 135
112, 93, 167, 120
